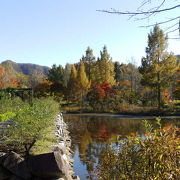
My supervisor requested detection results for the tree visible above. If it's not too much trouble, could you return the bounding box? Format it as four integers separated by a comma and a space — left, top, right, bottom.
80, 47, 96, 81
1, 60, 20, 87
0, 65, 5, 87
47, 64, 64, 85
67, 65, 78, 102
63, 63, 72, 87
173, 67, 180, 99
139, 25, 178, 109
92, 46, 115, 86
98, 0, 180, 38
76, 62, 90, 105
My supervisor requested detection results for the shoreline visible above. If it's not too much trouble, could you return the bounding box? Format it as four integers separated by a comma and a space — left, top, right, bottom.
63, 112, 180, 119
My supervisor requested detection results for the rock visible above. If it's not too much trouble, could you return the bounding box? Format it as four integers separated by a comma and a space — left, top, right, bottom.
27, 152, 67, 179
9, 175, 24, 180
2, 152, 31, 179
0, 166, 12, 179
3, 152, 23, 168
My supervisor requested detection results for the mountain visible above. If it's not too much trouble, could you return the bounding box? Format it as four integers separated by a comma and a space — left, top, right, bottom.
176, 55, 180, 60
1, 60, 50, 75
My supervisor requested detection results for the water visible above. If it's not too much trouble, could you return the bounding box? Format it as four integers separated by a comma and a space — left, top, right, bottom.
64, 114, 180, 180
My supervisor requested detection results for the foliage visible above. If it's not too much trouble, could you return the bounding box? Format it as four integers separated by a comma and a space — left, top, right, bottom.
97, 119, 180, 180
34, 81, 52, 97
80, 46, 96, 81
48, 64, 65, 85
92, 46, 115, 86
173, 67, 180, 99
0, 97, 59, 156
66, 65, 78, 102
87, 82, 119, 112
139, 25, 178, 109
0, 112, 16, 123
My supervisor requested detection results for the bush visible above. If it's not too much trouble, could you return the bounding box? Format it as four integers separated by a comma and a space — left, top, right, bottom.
97, 119, 180, 180
0, 97, 59, 156
0, 112, 16, 123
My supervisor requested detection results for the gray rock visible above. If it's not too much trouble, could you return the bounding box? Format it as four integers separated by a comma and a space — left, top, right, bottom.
2, 152, 31, 179
3, 152, 23, 168
27, 152, 66, 179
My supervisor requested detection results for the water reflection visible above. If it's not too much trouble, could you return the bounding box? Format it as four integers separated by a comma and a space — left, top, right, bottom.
64, 114, 180, 180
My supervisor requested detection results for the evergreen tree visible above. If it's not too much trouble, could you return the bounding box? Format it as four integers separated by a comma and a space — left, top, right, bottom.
48, 64, 64, 85
80, 47, 96, 81
139, 25, 178, 109
114, 61, 121, 82
63, 63, 72, 87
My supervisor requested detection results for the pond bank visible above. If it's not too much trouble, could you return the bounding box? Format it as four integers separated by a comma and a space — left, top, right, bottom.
63, 112, 180, 119
0, 113, 80, 180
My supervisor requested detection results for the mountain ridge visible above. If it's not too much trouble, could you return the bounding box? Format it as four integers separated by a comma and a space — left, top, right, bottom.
1, 60, 50, 75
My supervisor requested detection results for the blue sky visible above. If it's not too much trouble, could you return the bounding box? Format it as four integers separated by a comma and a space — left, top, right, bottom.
0, 0, 179, 67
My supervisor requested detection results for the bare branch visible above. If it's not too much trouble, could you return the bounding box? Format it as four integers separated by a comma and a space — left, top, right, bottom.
97, 4, 180, 16
97, 1, 180, 37
166, 28, 179, 34
164, 23, 179, 32
139, 16, 180, 28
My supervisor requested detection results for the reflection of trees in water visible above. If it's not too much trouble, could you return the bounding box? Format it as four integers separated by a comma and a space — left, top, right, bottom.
64, 115, 179, 179
64, 115, 145, 179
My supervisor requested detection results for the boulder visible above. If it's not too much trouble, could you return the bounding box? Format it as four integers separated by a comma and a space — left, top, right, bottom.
2, 152, 31, 179
0, 166, 12, 180
3, 152, 22, 167
27, 152, 69, 179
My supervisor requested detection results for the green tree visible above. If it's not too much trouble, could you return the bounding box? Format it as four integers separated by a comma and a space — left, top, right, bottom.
63, 63, 72, 87
92, 46, 115, 86
80, 47, 96, 81
139, 25, 178, 109
48, 64, 64, 85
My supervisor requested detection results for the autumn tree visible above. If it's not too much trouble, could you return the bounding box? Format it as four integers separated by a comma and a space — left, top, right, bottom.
0, 65, 5, 87
87, 82, 119, 112
92, 46, 115, 86
76, 62, 90, 105
67, 65, 78, 102
139, 25, 178, 109
173, 67, 180, 99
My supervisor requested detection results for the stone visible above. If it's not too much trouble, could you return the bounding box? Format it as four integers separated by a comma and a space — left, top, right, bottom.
27, 152, 67, 179
2, 152, 31, 179
3, 152, 23, 168
0, 166, 12, 179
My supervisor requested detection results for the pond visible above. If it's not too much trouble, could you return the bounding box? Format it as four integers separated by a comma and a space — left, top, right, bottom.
63, 114, 180, 180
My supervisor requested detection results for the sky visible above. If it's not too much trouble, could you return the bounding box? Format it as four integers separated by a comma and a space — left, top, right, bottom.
0, 0, 179, 67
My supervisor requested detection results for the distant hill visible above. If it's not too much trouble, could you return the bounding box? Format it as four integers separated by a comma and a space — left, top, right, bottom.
1, 60, 50, 75
176, 55, 180, 60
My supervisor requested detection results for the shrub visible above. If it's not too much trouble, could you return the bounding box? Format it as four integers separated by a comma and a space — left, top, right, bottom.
0, 97, 59, 156
97, 119, 180, 180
